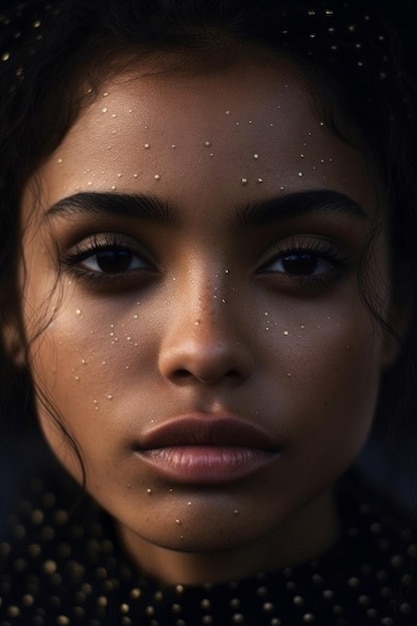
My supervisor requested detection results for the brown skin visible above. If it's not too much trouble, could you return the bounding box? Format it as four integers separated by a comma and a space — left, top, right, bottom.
19, 56, 396, 584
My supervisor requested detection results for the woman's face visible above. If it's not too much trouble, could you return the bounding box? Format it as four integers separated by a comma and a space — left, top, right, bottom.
20, 55, 394, 583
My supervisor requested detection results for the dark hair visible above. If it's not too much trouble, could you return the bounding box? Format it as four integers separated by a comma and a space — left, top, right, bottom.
0, 0, 416, 464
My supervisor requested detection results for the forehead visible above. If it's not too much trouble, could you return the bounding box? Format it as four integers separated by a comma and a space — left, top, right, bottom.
32, 55, 377, 218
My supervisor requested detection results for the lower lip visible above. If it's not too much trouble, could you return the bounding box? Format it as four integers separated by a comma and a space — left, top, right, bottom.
135, 446, 277, 484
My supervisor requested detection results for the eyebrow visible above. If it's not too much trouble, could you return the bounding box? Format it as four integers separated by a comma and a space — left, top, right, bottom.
44, 192, 178, 227
234, 189, 368, 226
43, 189, 367, 227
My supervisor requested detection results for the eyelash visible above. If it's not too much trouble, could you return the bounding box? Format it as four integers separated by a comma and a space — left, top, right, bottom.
62, 234, 154, 286
258, 237, 350, 289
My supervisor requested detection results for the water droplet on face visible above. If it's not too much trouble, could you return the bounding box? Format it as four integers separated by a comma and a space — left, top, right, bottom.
225, 110, 231, 115
146, 488, 152, 495
204, 141, 212, 147
81, 359, 87, 365
102, 107, 108, 113
76, 309, 82, 316
187, 501, 192, 506
253, 153, 259, 159
300, 325, 305, 329
175, 519, 182, 525
283, 330, 289, 336
75, 376, 80, 382
225, 269, 229, 274
154, 174, 161, 181
234, 510, 239, 515
144, 143, 150, 149
257, 178, 263, 184
107, 394, 113, 400
298, 172, 303, 177
241, 178, 248, 185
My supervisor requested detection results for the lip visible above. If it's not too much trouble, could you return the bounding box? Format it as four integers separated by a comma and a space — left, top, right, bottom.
133, 415, 280, 485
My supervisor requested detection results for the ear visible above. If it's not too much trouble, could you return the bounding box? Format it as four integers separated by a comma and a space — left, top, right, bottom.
2, 318, 26, 368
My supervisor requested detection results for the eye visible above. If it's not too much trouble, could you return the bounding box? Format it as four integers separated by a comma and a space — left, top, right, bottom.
62, 233, 155, 286
266, 250, 333, 276
257, 237, 350, 289
79, 245, 147, 274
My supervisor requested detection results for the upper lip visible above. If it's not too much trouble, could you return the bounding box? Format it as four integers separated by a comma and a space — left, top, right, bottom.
135, 414, 279, 451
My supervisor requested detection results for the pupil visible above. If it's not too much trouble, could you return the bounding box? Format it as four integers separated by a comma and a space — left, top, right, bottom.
96, 249, 132, 273
282, 253, 317, 275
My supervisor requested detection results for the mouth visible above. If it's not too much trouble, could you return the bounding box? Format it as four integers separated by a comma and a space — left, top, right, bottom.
132, 415, 281, 485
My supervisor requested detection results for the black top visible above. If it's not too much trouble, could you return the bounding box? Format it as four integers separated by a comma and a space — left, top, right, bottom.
0, 463, 416, 626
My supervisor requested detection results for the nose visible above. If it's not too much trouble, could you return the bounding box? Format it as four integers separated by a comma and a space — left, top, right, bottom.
158, 276, 254, 386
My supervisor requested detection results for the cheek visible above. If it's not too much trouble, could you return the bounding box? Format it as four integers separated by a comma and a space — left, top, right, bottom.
27, 300, 159, 471
262, 294, 383, 445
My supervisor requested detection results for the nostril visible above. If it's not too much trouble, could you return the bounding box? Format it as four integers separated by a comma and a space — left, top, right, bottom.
174, 369, 194, 380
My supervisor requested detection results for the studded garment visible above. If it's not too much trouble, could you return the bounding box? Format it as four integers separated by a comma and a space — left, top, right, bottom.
0, 464, 416, 626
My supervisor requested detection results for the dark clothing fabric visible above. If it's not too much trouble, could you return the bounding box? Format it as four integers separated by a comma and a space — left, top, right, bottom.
0, 463, 416, 626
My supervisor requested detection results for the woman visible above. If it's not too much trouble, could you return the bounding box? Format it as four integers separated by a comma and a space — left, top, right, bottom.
0, 0, 416, 623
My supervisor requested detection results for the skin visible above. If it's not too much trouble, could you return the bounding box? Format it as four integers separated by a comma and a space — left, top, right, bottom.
19, 55, 397, 584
